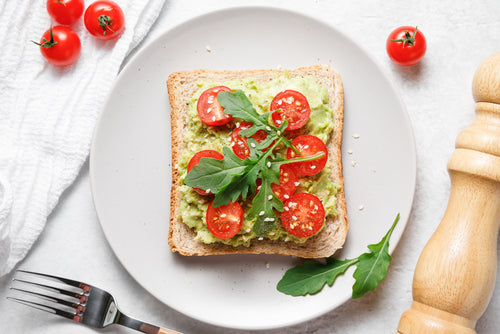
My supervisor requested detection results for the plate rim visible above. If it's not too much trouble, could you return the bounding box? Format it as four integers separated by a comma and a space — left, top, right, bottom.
89, 5, 417, 330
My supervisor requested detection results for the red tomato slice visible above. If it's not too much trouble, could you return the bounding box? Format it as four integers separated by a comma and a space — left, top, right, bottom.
206, 201, 243, 239
256, 164, 299, 202
187, 150, 224, 195
281, 193, 325, 237
286, 135, 328, 175
197, 86, 233, 126
270, 90, 311, 130
231, 121, 269, 159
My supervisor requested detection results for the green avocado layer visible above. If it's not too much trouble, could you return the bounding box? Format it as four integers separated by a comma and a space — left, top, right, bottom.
177, 73, 340, 246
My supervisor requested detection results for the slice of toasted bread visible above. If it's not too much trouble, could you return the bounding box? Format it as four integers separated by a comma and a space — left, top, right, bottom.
167, 65, 347, 258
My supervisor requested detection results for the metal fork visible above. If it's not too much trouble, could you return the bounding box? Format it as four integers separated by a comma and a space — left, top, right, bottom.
7, 270, 182, 334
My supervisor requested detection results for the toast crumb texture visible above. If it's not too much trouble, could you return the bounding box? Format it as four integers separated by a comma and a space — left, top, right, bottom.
167, 65, 347, 258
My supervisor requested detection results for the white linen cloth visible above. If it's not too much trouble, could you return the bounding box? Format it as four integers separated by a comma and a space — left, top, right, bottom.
0, 0, 165, 276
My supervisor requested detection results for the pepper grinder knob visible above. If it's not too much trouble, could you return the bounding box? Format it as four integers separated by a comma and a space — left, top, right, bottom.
397, 52, 500, 333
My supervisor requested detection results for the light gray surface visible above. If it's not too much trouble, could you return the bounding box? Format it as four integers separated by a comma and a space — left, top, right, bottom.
1, 1, 500, 333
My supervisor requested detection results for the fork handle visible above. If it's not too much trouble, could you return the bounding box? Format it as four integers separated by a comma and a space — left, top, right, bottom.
159, 327, 183, 334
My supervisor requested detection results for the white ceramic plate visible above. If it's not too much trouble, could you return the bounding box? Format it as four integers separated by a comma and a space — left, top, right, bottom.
90, 6, 416, 330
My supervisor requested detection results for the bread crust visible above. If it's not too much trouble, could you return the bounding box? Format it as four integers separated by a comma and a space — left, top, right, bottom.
167, 65, 347, 258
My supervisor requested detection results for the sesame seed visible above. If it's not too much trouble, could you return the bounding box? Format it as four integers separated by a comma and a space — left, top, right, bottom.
207, 107, 212, 113
266, 126, 272, 131
268, 195, 273, 200
267, 161, 271, 168
351, 161, 356, 167
284, 194, 289, 199
277, 100, 283, 105
220, 214, 227, 218
347, 149, 353, 155
231, 142, 235, 147
206, 188, 211, 193
292, 215, 298, 220
259, 211, 265, 216
212, 116, 216, 121
284, 207, 289, 211
353, 134, 360, 139
258, 237, 264, 241
359, 205, 365, 211
206, 45, 211, 52
304, 145, 309, 149
246, 228, 251, 233
250, 142, 256, 148
269, 232, 275, 236
277, 130, 281, 135
236, 122, 240, 128
294, 181, 300, 186
311, 165, 316, 170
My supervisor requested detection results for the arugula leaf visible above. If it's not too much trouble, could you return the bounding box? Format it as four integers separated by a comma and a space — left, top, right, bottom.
277, 214, 400, 298
352, 213, 400, 298
277, 258, 358, 296
247, 156, 283, 236
184, 146, 248, 194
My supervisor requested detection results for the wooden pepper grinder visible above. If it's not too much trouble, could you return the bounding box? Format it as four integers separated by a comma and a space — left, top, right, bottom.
397, 52, 500, 334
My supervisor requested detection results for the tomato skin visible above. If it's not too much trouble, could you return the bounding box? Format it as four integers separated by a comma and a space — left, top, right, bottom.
256, 164, 299, 202
84, 0, 125, 41
386, 26, 426, 66
196, 86, 233, 126
281, 193, 325, 237
270, 90, 311, 130
187, 150, 224, 195
231, 121, 269, 159
206, 201, 243, 239
47, 0, 85, 25
38, 26, 81, 67
286, 135, 328, 175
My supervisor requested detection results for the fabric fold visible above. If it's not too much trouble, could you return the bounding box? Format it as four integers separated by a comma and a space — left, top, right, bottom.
0, 0, 166, 276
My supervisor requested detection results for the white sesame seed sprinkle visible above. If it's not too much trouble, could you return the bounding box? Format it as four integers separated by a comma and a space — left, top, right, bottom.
207, 107, 212, 113
267, 161, 271, 168
220, 213, 227, 218
259, 211, 265, 216
258, 237, 264, 241
277, 130, 281, 135
351, 161, 356, 167
294, 181, 300, 187
347, 149, 353, 155
206, 188, 211, 193
359, 205, 365, 211
353, 134, 360, 139
250, 142, 256, 148
284, 194, 290, 199
292, 215, 298, 220
206, 45, 211, 52
311, 165, 316, 170
266, 126, 272, 131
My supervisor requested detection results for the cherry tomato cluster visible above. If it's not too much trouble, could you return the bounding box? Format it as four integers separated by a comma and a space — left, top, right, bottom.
188, 87, 328, 239
36, 0, 125, 67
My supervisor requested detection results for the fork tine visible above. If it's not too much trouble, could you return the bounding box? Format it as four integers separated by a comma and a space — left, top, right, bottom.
7, 296, 81, 322
16, 269, 87, 289
10, 287, 83, 309
13, 278, 85, 300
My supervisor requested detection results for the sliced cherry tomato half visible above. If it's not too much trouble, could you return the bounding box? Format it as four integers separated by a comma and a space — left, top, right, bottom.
270, 90, 311, 131
197, 86, 233, 126
281, 193, 325, 237
286, 135, 328, 175
206, 201, 243, 239
187, 150, 224, 195
231, 121, 269, 159
47, 0, 85, 25
257, 164, 299, 202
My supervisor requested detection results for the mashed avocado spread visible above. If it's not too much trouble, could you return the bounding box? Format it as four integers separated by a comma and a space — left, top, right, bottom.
177, 73, 340, 246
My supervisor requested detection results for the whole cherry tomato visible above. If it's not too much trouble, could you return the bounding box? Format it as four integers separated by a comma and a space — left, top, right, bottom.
386, 26, 427, 66
35, 26, 81, 67
46, 0, 85, 25
84, 0, 125, 41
